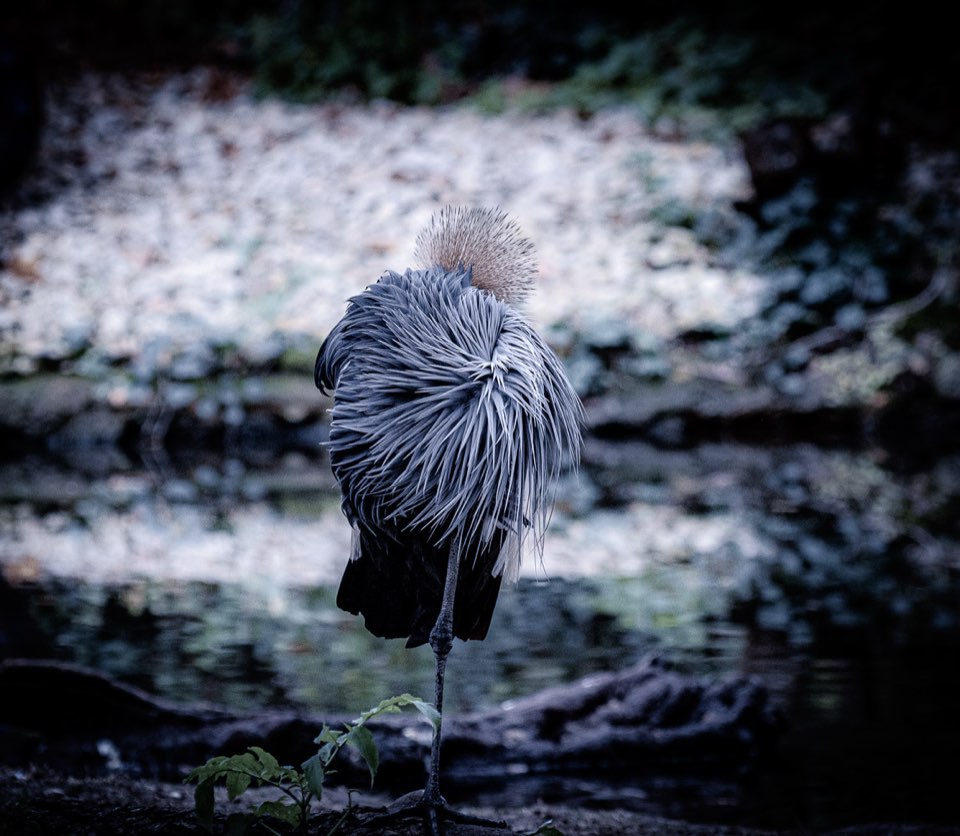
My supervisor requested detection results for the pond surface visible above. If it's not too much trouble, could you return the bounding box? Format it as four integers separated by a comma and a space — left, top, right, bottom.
2, 439, 959, 831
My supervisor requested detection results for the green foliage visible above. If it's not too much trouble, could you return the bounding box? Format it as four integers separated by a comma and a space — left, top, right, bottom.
470, 20, 827, 139
186, 693, 437, 834
245, 1, 437, 103
8, 1, 958, 145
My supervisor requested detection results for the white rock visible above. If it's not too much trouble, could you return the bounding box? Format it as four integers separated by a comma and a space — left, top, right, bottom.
2, 72, 765, 370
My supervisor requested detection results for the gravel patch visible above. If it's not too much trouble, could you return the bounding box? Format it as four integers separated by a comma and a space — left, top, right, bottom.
1, 69, 763, 374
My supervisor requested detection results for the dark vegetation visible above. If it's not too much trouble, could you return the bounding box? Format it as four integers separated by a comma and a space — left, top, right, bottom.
3, 1, 958, 136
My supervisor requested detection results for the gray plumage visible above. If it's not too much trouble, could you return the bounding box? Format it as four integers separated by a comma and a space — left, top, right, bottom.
315, 206, 582, 647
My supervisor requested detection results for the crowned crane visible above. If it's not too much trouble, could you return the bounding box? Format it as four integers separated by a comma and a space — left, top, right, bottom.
315, 206, 582, 832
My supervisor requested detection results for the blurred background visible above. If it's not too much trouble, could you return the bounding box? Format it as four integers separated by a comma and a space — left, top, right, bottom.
1, 1, 958, 831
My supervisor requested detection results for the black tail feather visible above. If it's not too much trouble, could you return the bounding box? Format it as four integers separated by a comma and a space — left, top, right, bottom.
335, 529, 504, 648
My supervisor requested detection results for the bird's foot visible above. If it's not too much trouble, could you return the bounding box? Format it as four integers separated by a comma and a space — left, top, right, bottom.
358, 789, 509, 834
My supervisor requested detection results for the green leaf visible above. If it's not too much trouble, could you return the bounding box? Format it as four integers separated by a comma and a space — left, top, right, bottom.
318, 741, 337, 766
314, 724, 339, 746
411, 699, 442, 732
211, 752, 257, 779
302, 753, 326, 798
226, 770, 252, 800
255, 799, 302, 828
280, 765, 302, 783
356, 693, 426, 724
194, 778, 215, 830
230, 753, 259, 773
344, 725, 379, 785
248, 746, 281, 779
186, 755, 228, 784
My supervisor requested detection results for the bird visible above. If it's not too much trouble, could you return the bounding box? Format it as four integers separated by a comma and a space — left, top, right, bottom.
314, 206, 582, 831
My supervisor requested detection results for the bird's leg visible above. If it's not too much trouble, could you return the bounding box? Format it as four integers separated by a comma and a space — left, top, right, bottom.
420, 536, 507, 832
359, 535, 507, 834
424, 531, 460, 807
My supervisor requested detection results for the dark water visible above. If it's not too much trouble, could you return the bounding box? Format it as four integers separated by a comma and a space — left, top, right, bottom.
2, 441, 959, 830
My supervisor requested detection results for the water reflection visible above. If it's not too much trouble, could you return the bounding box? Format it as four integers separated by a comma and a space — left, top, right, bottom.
5, 576, 665, 714
2, 440, 959, 829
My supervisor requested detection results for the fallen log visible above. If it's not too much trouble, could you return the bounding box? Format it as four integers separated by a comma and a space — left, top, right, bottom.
0, 656, 782, 796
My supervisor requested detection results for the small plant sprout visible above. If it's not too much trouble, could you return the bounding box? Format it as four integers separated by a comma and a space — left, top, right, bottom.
186, 693, 440, 835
